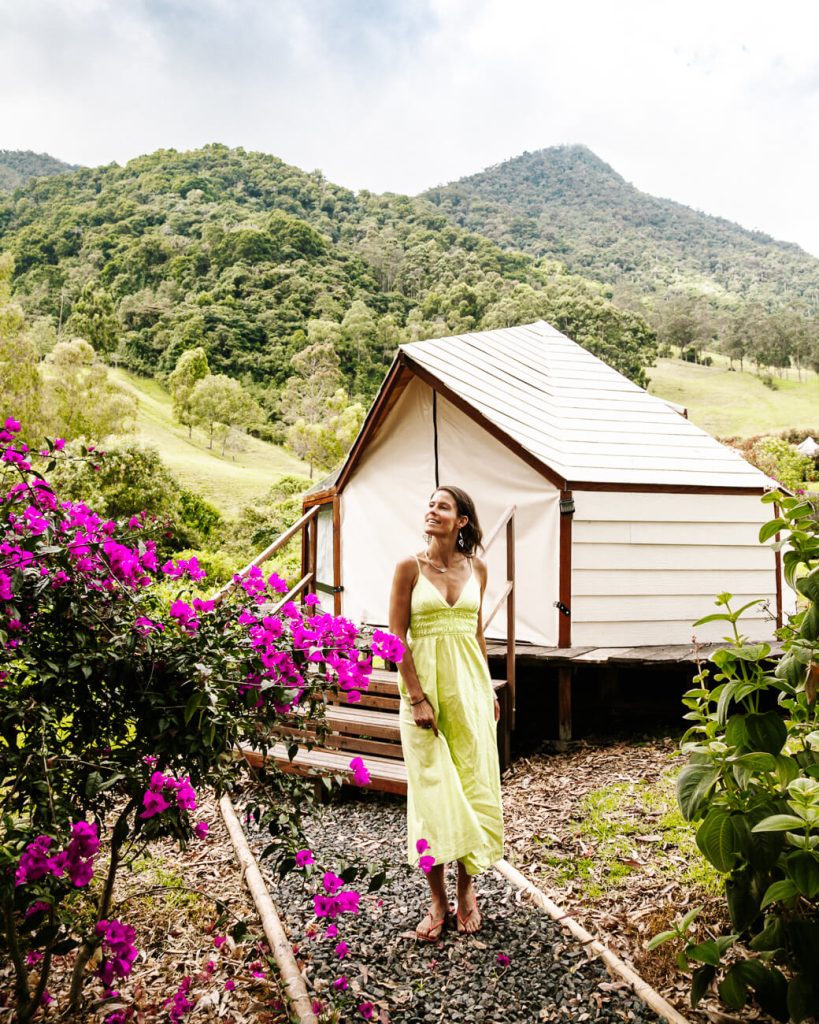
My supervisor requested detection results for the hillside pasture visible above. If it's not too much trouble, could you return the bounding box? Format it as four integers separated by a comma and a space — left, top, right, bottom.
647, 357, 819, 438
111, 369, 306, 517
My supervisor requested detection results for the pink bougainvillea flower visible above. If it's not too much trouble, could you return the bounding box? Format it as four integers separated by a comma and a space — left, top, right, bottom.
349, 756, 371, 787
336, 890, 360, 915
295, 848, 314, 868
323, 871, 345, 895
224, 978, 236, 992
4, 417, 21, 432
40, 990, 53, 1006
26, 950, 43, 966
325, 924, 338, 938
335, 940, 349, 959
416, 838, 430, 855
333, 975, 348, 991
139, 789, 170, 819
194, 821, 209, 840
303, 592, 320, 606
213, 935, 226, 949
496, 953, 511, 966
143, 755, 158, 767
358, 1003, 375, 1020
419, 855, 436, 875
54, 437, 66, 450
249, 961, 265, 979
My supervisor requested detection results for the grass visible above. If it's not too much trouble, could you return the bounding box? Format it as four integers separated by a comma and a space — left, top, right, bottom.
110, 369, 308, 518
647, 357, 819, 438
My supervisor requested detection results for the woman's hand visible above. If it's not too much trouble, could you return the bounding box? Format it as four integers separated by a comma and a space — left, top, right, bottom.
412, 698, 438, 736
493, 696, 501, 723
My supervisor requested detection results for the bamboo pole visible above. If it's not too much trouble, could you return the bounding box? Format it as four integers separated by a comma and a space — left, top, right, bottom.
494, 859, 692, 1024
219, 795, 318, 1024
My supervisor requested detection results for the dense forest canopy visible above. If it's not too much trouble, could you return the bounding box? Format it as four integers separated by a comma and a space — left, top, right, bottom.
423, 145, 819, 311
0, 144, 658, 403
0, 149, 80, 191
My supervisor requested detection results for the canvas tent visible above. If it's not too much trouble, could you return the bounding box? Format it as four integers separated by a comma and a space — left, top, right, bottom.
304, 321, 786, 649
796, 436, 819, 458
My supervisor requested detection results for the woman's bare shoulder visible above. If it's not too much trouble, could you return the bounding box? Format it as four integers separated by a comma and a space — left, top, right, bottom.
472, 555, 488, 582
393, 554, 421, 579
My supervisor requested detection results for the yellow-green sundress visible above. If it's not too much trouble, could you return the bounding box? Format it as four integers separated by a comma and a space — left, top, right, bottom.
398, 559, 504, 875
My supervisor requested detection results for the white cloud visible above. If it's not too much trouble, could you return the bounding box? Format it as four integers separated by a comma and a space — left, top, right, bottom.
1, 0, 818, 256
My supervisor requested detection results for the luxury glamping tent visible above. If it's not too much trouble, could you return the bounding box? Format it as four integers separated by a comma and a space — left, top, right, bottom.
303, 321, 786, 656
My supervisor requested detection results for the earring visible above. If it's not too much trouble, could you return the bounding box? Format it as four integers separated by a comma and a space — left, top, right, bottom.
458, 530, 465, 549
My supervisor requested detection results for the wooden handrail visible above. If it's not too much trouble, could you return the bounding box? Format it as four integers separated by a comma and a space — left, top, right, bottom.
214, 506, 319, 604
482, 505, 515, 553
269, 573, 313, 615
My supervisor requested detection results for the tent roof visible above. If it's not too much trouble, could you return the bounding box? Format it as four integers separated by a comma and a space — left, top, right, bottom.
396, 321, 770, 490
796, 436, 819, 456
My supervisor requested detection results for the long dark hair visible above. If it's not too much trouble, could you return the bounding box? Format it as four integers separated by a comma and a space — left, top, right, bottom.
433, 485, 483, 556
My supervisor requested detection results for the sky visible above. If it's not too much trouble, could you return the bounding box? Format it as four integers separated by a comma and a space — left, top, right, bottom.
2, 0, 818, 256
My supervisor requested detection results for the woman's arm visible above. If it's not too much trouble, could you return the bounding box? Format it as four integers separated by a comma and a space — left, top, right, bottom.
474, 557, 500, 723
388, 558, 438, 735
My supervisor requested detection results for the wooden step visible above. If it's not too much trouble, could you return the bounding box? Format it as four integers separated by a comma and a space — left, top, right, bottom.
241, 742, 408, 796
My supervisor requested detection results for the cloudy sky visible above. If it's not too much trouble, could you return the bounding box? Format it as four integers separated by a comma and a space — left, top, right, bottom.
2, 0, 818, 255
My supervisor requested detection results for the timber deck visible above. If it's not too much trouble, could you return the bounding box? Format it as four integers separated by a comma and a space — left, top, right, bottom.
486, 640, 784, 666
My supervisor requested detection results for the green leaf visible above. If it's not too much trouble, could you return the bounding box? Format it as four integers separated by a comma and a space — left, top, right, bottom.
183, 691, 203, 725
795, 567, 819, 604
759, 518, 785, 543
646, 928, 678, 951
752, 814, 805, 833
686, 939, 720, 966
787, 973, 819, 1024
696, 810, 738, 872
775, 755, 799, 787
676, 763, 720, 822
694, 612, 735, 626
730, 752, 777, 772
745, 711, 787, 755
760, 878, 798, 909
679, 905, 702, 933
750, 915, 786, 952
786, 851, 819, 898
691, 964, 716, 1007
718, 963, 749, 1010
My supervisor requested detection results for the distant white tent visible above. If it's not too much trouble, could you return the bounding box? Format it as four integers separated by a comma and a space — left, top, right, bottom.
796, 436, 819, 458
304, 321, 787, 648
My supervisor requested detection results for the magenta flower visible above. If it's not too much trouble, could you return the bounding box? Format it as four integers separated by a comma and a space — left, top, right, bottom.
304, 593, 320, 606
416, 838, 430, 855
325, 924, 338, 938
323, 871, 345, 895
333, 975, 348, 991
335, 941, 349, 959
4, 417, 21, 432
40, 990, 53, 1006
194, 821, 209, 840
497, 953, 511, 966
419, 855, 436, 875
54, 437, 66, 450
349, 756, 371, 787
336, 890, 360, 915
225, 979, 236, 992
26, 950, 43, 966
139, 789, 170, 819
358, 1003, 375, 1020
213, 935, 226, 948
371, 629, 405, 663
295, 848, 314, 868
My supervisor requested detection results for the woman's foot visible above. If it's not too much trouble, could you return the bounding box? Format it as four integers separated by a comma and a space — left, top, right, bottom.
456, 883, 482, 934
416, 906, 447, 942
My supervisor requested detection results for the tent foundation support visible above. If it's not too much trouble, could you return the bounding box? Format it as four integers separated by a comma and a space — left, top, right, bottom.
557, 666, 573, 742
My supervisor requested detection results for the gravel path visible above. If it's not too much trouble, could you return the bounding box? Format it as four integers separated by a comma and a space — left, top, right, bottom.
248, 793, 662, 1024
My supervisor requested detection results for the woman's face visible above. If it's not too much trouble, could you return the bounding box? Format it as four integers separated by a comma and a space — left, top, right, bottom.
424, 489, 467, 540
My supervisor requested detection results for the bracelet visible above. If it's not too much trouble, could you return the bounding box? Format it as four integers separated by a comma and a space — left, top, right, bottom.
411, 695, 428, 706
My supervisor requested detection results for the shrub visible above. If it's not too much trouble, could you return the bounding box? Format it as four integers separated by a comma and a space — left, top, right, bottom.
655, 492, 819, 1020
747, 437, 816, 491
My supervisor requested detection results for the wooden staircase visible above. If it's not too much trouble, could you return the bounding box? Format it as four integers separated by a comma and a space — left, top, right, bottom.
242, 667, 510, 796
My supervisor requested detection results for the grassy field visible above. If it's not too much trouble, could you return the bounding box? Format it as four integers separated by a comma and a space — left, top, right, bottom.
110, 369, 307, 517
647, 357, 819, 438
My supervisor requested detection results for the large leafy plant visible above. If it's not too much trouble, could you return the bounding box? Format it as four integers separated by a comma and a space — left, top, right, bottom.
658, 491, 819, 1021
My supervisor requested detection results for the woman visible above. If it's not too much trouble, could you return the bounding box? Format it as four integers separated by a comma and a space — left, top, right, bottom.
388, 486, 504, 941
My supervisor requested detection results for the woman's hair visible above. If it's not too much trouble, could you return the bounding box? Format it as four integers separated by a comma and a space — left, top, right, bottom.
432, 485, 484, 556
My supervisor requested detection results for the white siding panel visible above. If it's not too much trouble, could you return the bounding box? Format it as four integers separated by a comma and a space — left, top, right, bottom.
572, 616, 777, 646
573, 544, 774, 570
574, 521, 762, 546
573, 593, 771, 623
573, 568, 775, 596
574, 491, 770, 523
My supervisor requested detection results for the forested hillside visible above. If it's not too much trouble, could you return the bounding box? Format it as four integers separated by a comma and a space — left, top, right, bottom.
0, 149, 79, 191
423, 145, 819, 309
0, 144, 657, 403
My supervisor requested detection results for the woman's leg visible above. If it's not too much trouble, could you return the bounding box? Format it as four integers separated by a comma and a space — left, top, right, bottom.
456, 860, 482, 933
416, 863, 448, 940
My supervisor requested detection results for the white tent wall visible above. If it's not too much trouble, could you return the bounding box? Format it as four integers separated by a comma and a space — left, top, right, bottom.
340, 377, 436, 629
571, 490, 787, 646
340, 376, 561, 645
435, 393, 560, 645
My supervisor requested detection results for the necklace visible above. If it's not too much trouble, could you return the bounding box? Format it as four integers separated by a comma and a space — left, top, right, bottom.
424, 551, 459, 573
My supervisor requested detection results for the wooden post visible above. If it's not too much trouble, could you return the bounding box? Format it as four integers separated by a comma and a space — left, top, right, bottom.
332, 496, 342, 617
308, 511, 318, 598
506, 513, 515, 730
558, 491, 574, 743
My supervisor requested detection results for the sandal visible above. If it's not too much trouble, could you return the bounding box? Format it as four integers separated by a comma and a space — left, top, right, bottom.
456, 900, 482, 935
415, 911, 446, 943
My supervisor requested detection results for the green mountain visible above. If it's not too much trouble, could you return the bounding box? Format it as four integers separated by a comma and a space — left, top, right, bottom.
0, 149, 80, 191
0, 144, 656, 399
423, 145, 819, 309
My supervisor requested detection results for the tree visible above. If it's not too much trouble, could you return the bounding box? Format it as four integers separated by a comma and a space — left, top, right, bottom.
188, 373, 263, 455
286, 389, 365, 479
42, 338, 137, 440
0, 254, 44, 443
168, 347, 210, 436
66, 285, 120, 356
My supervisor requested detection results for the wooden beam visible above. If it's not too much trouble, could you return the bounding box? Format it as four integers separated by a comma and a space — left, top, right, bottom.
506, 513, 516, 730
332, 495, 342, 617
569, 480, 766, 496
558, 489, 573, 648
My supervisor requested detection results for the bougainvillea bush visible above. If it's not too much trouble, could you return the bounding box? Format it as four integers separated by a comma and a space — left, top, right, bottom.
0, 417, 398, 1021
